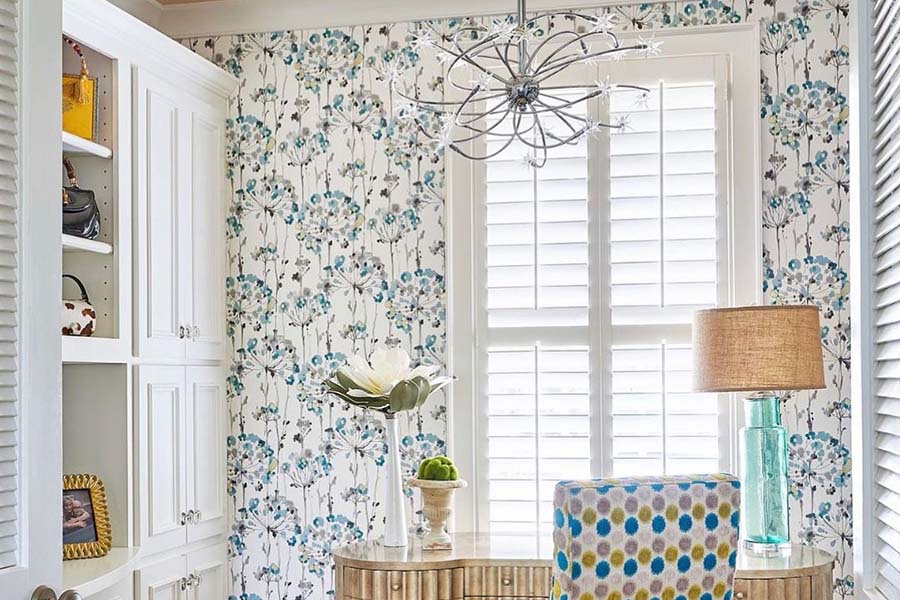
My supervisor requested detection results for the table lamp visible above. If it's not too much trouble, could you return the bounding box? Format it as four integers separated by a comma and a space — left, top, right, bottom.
692, 305, 825, 555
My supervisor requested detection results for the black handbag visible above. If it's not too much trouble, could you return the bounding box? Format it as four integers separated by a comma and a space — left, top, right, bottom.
62, 157, 100, 240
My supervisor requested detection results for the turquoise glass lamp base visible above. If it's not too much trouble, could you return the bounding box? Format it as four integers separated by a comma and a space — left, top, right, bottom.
740, 393, 791, 556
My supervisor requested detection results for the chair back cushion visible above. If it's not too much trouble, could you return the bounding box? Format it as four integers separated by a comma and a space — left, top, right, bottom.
551, 474, 741, 600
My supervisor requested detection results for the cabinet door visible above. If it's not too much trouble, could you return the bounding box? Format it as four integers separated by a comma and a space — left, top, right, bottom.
134, 67, 187, 360
185, 105, 226, 361
136, 556, 187, 600
137, 365, 188, 555
185, 366, 226, 543
187, 544, 227, 600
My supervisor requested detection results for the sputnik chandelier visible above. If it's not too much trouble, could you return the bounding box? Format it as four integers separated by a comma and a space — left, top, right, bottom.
392, 0, 661, 168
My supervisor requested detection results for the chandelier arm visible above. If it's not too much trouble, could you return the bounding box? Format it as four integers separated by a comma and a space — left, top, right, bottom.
523, 10, 622, 48
437, 37, 516, 88
525, 30, 595, 74
452, 95, 511, 129
534, 103, 584, 138
391, 82, 509, 109
521, 107, 549, 168
515, 91, 605, 116
450, 31, 503, 64
534, 44, 648, 82
449, 24, 490, 46
496, 40, 517, 80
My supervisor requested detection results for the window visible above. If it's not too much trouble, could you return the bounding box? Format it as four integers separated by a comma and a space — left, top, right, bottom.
449, 30, 759, 534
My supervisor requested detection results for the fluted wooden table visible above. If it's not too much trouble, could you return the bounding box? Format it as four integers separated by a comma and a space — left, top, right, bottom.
333, 534, 834, 600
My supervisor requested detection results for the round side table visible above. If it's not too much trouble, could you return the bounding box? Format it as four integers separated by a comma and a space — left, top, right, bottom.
733, 545, 834, 600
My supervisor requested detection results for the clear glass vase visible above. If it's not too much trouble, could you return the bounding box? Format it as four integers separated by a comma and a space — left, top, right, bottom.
740, 394, 790, 553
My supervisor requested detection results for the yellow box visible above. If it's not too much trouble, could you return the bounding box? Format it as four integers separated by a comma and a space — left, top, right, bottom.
62, 74, 98, 141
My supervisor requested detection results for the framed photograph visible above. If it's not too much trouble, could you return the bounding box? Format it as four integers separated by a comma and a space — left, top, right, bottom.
63, 474, 111, 560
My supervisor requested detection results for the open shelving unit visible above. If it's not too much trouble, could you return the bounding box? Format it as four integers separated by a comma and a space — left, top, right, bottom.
61, 19, 136, 597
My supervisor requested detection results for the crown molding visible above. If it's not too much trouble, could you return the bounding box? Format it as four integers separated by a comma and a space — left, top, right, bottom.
106, 0, 164, 27
155, 0, 653, 39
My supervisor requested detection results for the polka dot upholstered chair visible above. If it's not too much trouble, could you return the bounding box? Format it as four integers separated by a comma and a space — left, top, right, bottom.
551, 474, 741, 600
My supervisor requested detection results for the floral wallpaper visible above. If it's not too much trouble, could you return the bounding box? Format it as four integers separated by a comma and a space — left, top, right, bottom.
183, 0, 851, 598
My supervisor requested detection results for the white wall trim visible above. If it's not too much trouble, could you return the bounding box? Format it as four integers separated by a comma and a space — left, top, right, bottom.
20, 0, 64, 589
107, 0, 164, 29
156, 0, 686, 40
849, 0, 874, 594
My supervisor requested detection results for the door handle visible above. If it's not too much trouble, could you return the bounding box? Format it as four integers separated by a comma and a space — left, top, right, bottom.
32, 586, 83, 600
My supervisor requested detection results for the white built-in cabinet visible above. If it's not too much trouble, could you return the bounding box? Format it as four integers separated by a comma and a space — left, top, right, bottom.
136, 545, 226, 600
135, 67, 227, 362
36, 1, 238, 600
137, 365, 227, 556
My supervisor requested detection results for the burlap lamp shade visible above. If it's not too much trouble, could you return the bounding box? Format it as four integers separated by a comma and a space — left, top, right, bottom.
692, 305, 826, 393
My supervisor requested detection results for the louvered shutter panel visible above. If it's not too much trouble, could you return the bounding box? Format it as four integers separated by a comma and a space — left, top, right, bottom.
607, 80, 722, 476
0, 0, 18, 571
608, 83, 718, 325
872, 0, 900, 594
486, 346, 590, 533
483, 95, 591, 532
485, 96, 589, 328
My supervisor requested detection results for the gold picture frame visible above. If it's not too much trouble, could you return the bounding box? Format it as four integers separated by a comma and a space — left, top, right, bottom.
63, 474, 112, 560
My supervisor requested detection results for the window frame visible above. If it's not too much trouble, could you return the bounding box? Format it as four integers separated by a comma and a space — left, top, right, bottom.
448, 24, 761, 533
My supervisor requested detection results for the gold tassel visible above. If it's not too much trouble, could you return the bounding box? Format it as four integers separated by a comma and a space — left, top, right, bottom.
72, 62, 90, 105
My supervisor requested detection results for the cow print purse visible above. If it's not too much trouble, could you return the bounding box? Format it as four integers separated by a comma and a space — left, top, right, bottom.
62, 274, 96, 337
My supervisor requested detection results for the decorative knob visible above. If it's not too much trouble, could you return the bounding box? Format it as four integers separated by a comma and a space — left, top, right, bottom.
502, 577, 512, 586
178, 325, 186, 339
735, 593, 745, 599
179, 578, 189, 591
194, 509, 202, 522
32, 587, 57, 600
192, 325, 200, 338
180, 511, 188, 526
391, 583, 401, 591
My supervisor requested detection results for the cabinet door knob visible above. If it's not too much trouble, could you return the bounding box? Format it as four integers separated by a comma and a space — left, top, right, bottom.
390, 582, 401, 591
502, 577, 512, 586
194, 509, 202, 522
178, 325, 186, 339
179, 511, 188, 526
179, 577, 189, 591
192, 325, 200, 338
735, 593, 745, 599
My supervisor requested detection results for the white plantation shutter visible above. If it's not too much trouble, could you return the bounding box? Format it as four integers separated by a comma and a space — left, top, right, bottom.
486, 346, 590, 533
0, 0, 17, 570
869, 0, 900, 595
608, 83, 718, 325
606, 74, 725, 477
485, 98, 589, 329
473, 55, 731, 532
483, 96, 592, 532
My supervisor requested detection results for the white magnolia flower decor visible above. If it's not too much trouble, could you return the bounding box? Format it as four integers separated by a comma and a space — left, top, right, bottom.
326, 347, 452, 415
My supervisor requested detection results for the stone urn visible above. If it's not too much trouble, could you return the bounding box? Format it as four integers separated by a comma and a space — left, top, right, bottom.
410, 478, 468, 550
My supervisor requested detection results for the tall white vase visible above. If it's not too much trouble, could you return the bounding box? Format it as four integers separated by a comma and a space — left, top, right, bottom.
382, 416, 408, 547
